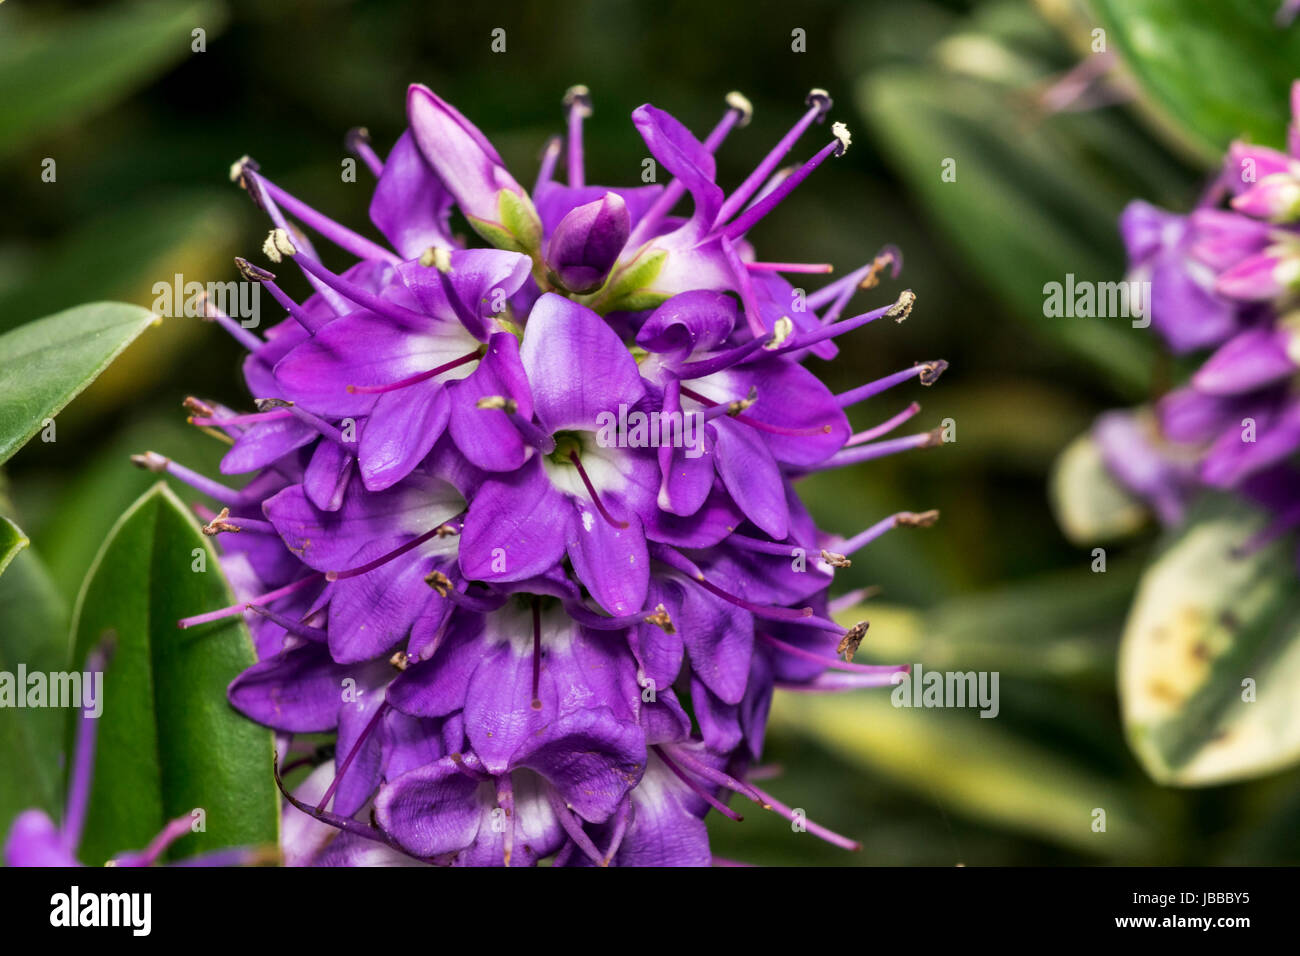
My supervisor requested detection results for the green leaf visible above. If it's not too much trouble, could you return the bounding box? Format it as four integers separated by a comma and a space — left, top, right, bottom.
836, 560, 1139, 688
772, 690, 1162, 857
0, 0, 229, 160
0, 515, 29, 578
1120, 495, 1300, 786
1090, 0, 1300, 157
68, 483, 277, 864
1050, 430, 1149, 544
0, 546, 70, 835
0, 302, 158, 466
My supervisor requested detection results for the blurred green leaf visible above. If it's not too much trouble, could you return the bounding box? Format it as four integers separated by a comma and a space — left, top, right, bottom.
68, 483, 277, 864
1090, 0, 1300, 157
0, 546, 70, 835
0, 191, 241, 336
0, 302, 158, 466
837, 557, 1136, 686
0, 515, 28, 578
1050, 430, 1148, 543
0, 0, 229, 160
861, 65, 1162, 394
1120, 495, 1300, 786
773, 690, 1161, 857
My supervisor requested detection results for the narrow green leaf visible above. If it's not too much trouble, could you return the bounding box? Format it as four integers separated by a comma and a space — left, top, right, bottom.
1120, 495, 1300, 786
1091, 0, 1300, 157
68, 483, 277, 864
0, 546, 70, 835
0, 516, 29, 578
0, 302, 158, 466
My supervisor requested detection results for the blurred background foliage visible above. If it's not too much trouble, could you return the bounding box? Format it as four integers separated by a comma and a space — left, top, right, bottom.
2, 0, 1299, 865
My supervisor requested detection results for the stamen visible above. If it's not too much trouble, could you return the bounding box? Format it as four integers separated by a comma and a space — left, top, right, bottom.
719, 135, 847, 241
346, 127, 384, 177
63, 639, 114, 852
347, 347, 483, 394
654, 746, 743, 821
200, 294, 265, 352
274, 754, 429, 862
201, 507, 277, 537
232, 159, 350, 315
326, 526, 446, 581
130, 451, 246, 504
246, 604, 328, 642
189, 409, 292, 428
745, 781, 861, 851
778, 290, 914, 355
248, 170, 401, 264
316, 701, 390, 813
289, 249, 436, 327
836, 361, 947, 408
531, 598, 543, 711
568, 451, 629, 529
535, 136, 563, 193
813, 429, 942, 472
837, 509, 939, 557
716, 90, 831, 225
745, 261, 834, 274
847, 402, 921, 445
815, 246, 903, 324
660, 743, 770, 808
562, 599, 674, 632
758, 631, 906, 676
177, 573, 323, 629
546, 788, 607, 866
564, 85, 593, 188
234, 258, 327, 334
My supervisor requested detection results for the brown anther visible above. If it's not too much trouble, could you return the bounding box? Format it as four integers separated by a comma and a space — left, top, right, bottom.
918, 359, 948, 386
389, 650, 409, 671
433, 523, 460, 538
643, 603, 675, 634
820, 549, 851, 568
859, 251, 898, 290
202, 507, 241, 537
130, 452, 169, 473
895, 509, 940, 528
255, 397, 294, 411
183, 396, 216, 418
886, 289, 915, 322
425, 570, 452, 597
837, 621, 869, 661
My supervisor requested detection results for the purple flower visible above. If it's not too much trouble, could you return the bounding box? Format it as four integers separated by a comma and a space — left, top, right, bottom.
1095, 80, 1300, 542
153, 84, 946, 866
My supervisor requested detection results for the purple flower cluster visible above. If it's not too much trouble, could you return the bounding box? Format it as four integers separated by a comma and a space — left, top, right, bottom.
1097, 81, 1300, 540
149, 85, 945, 866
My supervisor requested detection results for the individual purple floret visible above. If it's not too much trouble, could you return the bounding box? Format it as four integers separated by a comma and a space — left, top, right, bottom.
147, 84, 946, 866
